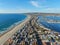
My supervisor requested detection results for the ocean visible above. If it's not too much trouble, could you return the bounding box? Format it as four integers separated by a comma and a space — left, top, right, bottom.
0, 14, 60, 34
0, 14, 26, 34
38, 16, 60, 32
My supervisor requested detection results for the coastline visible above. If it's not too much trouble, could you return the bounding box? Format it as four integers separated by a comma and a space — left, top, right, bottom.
0, 14, 60, 45
37, 18, 60, 33
0, 15, 31, 45
0, 15, 27, 37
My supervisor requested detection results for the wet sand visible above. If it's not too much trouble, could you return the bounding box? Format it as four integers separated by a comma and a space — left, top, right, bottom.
0, 15, 31, 45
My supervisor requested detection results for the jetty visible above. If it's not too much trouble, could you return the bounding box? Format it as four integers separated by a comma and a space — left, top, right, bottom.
0, 13, 60, 45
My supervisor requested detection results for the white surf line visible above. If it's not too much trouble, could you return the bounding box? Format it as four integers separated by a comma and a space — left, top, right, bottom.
0, 15, 31, 45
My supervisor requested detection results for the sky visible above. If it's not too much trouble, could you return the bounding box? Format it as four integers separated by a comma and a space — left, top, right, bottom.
0, 0, 60, 13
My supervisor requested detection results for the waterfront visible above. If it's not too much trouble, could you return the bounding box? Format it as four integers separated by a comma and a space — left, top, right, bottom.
38, 16, 60, 32
0, 14, 26, 34
0, 0, 60, 45
3, 15, 60, 45
0, 14, 60, 45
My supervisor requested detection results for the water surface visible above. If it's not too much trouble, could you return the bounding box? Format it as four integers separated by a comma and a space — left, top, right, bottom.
0, 14, 26, 34
38, 16, 60, 32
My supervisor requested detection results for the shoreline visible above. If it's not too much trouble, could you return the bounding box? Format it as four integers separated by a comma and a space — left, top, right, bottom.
37, 18, 60, 33
0, 15, 60, 45
0, 15, 28, 37
39, 23, 59, 33
0, 15, 31, 45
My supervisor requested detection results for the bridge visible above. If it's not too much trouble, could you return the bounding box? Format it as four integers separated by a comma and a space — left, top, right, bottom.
0, 13, 60, 45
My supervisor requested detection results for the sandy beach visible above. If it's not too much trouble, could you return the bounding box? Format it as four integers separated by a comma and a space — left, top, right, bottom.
0, 15, 31, 45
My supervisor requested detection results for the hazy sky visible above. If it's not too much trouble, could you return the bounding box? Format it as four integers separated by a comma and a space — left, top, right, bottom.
0, 0, 60, 13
